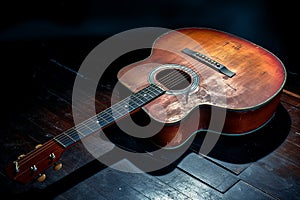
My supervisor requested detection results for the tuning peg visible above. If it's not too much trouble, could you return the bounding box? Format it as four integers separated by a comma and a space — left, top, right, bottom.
37, 173, 46, 183
53, 162, 62, 171
35, 144, 43, 149
17, 154, 25, 160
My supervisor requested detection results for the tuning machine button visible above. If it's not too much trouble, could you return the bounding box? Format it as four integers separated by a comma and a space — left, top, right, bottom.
13, 161, 19, 173
35, 144, 43, 149
37, 173, 46, 182
53, 162, 63, 171
49, 153, 56, 160
30, 165, 38, 172
17, 154, 25, 160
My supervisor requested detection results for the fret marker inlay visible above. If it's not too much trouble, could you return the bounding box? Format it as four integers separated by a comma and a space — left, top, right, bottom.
53, 84, 165, 148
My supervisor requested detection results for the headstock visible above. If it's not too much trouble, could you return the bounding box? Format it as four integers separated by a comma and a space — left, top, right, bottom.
5, 139, 65, 184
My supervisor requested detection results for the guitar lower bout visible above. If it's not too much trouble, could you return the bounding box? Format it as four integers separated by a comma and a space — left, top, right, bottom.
146, 90, 282, 149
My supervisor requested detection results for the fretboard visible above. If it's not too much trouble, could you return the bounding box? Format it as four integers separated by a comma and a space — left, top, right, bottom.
53, 84, 165, 148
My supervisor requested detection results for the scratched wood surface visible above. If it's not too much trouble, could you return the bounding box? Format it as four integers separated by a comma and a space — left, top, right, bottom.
0, 38, 299, 200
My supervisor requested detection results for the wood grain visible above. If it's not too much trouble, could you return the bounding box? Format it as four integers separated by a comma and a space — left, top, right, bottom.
117, 27, 286, 147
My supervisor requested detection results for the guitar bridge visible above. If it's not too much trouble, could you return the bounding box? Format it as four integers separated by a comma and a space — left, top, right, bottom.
182, 48, 236, 78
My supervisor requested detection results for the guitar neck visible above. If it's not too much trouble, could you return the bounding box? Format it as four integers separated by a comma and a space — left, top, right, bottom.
5, 83, 165, 185
53, 84, 165, 148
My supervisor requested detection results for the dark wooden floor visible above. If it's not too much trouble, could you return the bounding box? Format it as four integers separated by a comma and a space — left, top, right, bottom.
0, 39, 299, 200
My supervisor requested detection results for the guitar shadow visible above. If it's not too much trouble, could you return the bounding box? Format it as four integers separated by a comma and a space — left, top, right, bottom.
191, 102, 292, 163
149, 102, 291, 176
6, 103, 291, 199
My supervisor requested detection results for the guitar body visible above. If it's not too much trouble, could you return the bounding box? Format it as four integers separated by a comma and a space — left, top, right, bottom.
117, 27, 286, 148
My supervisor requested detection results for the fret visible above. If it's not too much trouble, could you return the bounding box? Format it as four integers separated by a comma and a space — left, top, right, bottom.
94, 115, 109, 127
82, 117, 101, 131
149, 84, 165, 96
53, 84, 165, 148
135, 84, 164, 103
81, 123, 95, 132
98, 109, 116, 123
141, 91, 154, 99
107, 107, 123, 120
125, 99, 137, 111
120, 98, 136, 112
135, 92, 149, 102
111, 102, 130, 117
97, 111, 112, 123
74, 124, 94, 137
142, 87, 156, 99
65, 128, 82, 142
128, 99, 139, 109
54, 133, 75, 148
130, 95, 144, 106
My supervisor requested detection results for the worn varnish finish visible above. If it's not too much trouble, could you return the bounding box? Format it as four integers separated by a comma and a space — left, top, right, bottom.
118, 28, 286, 147
118, 28, 286, 108
0, 30, 298, 199
5, 140, 65, 185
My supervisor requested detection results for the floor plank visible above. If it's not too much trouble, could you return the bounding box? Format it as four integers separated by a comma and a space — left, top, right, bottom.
177, 153, 239, 193
286, 127, 300, 148
202, 156, 251, 175
57, 167, 150, 200
281, 102, 300, 130
156, 167, 223, 199
274, 139, 300, 166
223, 181, 275, 200
281, 90, 300, 108
92, 163, 192, 200
239, 153, 300, 199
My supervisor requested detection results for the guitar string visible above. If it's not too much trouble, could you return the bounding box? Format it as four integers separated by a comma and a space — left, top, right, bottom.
54, 67, 196, 146
17, 63, 203, 168
15, 140, 70, 178
155, 62, 204, 90
33, 67, 197, 152
33, 74, 191, 155
162, 71, 198, 91
22, 50, 233, 177
159, 71, 189, 88
54, 87, 157, 143
46, 84, 161, 144
53, 70, 194, 146
15, 96, 140, 164
151, 68, 191, 89
51, 85, 165, 145
158, 70, 191, 90
16, 85, 164, 165
16, 67, 198, 166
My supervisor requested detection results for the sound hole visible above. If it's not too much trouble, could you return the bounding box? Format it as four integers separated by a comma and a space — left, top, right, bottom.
156, 68, 192, 90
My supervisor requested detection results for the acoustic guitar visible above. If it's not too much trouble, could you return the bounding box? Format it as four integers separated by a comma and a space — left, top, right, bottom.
5, 27, 286, 184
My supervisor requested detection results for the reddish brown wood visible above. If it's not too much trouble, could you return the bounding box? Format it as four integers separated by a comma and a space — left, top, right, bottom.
118, 28, 286, 109
286, 127, 300, 147
5, 139, 65, 184
150, 94, 282, 148
117, 27, 286, 148
281, 90, 300, 108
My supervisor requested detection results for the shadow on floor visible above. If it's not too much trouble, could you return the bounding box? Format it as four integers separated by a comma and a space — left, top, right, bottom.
4, 102, 291, 199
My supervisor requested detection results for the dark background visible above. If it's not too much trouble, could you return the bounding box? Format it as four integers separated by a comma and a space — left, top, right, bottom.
0, 0, 299, 114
